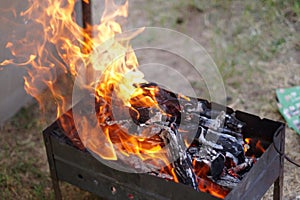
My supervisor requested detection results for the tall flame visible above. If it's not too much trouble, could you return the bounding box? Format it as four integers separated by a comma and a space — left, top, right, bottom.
0, 0, 144, 118
0, 0, 155, 165
0, 1, 248, 199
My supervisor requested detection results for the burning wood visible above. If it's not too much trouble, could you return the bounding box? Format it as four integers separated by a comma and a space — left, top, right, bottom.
53, 82, 268, 199
87, 83, 260, 198
159, 124, 199, 190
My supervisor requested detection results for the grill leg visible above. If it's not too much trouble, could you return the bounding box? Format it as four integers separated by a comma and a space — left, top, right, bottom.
273, 176, 283, 200
273, 127, 285, 200
43, 132, 62, 200
52, 179, 62, 200
50, 164, 62, 200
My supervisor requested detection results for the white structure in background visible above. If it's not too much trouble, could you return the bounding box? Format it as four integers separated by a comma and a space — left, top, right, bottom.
0, 0, 33, 124
0, 0, 85, 124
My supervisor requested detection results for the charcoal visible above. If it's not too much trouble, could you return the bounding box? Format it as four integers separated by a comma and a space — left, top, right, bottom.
206, 130, 245, 164
225, 152, 239, 166
97, 84, 256, 193
198, 115, 243, 140
224, 113, 245, 133
195, 127, 223, 150
159, 122, 199, 190
216, 173, 240, 189
129, 106, 151, 124
211, 153, 225, 180
215, 127, 243, 141
228, 158, 255, 175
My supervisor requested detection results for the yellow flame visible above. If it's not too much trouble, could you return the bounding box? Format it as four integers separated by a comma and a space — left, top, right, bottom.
0, 0, 145, 116
0, 1, 237, 198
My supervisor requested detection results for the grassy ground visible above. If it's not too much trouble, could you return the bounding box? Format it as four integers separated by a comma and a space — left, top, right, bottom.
1, 0, 300, 199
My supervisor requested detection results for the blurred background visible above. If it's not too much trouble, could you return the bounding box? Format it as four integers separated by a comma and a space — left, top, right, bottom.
0, 0, 299, 199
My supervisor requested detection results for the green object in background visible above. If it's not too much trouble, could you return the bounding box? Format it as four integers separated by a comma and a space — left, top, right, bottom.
276, 86, 300, 135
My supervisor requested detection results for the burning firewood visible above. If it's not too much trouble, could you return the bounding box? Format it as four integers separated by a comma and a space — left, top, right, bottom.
58, 82, 263, 198
91, 83, 256, 196
159, 123, 198, 190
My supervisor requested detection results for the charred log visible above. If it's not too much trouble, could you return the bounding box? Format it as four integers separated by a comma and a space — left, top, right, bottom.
159, 122, 198, 190
60, 83, 261, 196
102, 84, 254, 191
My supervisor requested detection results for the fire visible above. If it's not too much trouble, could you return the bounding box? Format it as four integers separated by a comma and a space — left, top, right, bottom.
0, 0, 168, 176
193, 160, 230, 198
255, 140, 266, 153
244, 137, 266, 155
0, 0, 144, 117
93, 84, 173, 165
0, 0, 243, 199
244, 138, 251, 152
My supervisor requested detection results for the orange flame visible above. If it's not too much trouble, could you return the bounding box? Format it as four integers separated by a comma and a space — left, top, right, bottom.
193, 160, 230, 198
244, 138, 250, 152
0, 0, 144, 117
0, 0, 233, 199
255, 140, 266, 153
244, 137, 266, 155
0, 0, 167, 171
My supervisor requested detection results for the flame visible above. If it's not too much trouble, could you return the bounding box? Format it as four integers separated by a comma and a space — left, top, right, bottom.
0, 0, 159, 171
244, 138, 250, 152
244, 137, 266, 155
0, 0, 234, 199
193, 160, 230, 198
92, 84, 167, 162
198, 178, 230, 199
255, 140, 266, 153
0, 0, 144, 117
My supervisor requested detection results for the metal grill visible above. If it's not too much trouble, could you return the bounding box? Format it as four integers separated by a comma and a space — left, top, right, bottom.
43, 104, 285, 200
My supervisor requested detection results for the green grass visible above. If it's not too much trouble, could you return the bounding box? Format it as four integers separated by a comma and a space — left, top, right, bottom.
0, 105, 52, 199
0, 103, 101, 200
138, 0, 298, 96
209, 0, 297, 68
